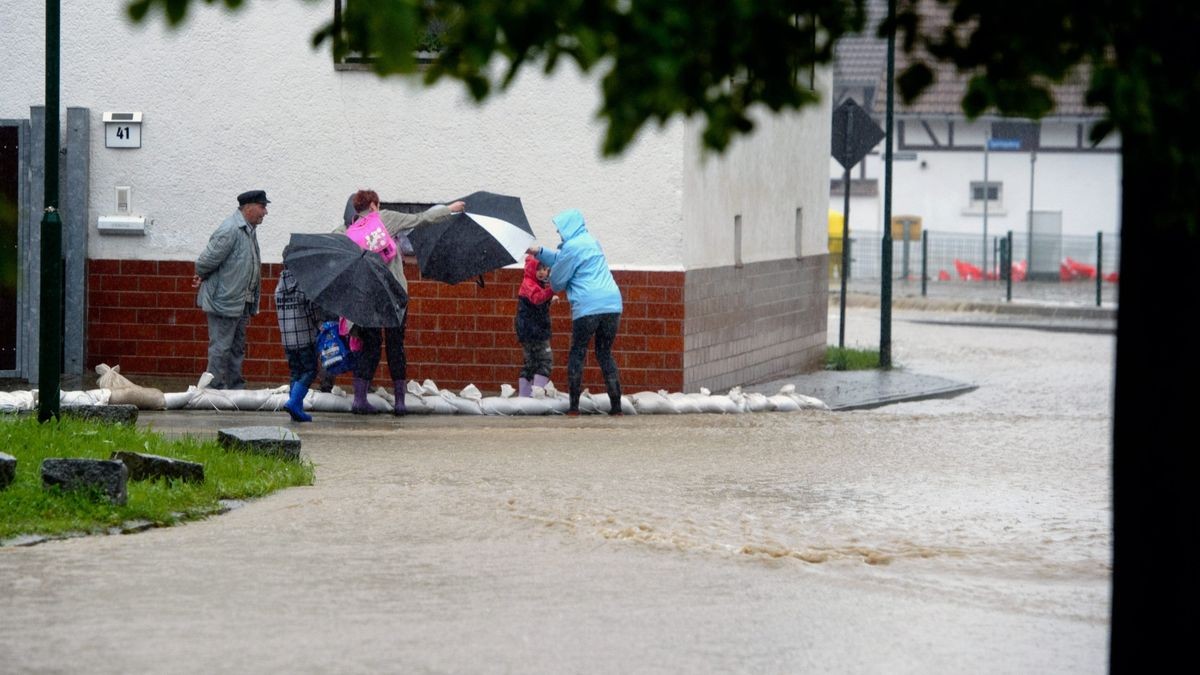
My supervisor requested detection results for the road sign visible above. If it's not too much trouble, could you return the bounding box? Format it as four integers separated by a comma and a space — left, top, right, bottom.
987, 138, 1021, 150
831, 98, 885, 170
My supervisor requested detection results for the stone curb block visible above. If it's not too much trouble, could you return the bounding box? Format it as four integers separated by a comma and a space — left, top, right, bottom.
12, 404, 139, 425
218, 427, 301, 462
41, 458, 129, 505
111, 451, 205, 483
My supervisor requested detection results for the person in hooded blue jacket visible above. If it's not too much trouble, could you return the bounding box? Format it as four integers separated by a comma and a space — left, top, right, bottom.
529, 209, 624, 415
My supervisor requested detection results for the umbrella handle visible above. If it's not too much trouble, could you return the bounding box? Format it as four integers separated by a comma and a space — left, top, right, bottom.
475, 275, 485, 289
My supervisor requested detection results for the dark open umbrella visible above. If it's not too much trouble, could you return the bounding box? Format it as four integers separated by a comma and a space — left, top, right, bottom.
282, 233, 407, 328
408, 191, 536, 286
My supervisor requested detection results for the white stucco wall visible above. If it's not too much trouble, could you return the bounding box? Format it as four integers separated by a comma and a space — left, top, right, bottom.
828, 119, 1121, 239
2, 2, 688, 267
681, 69, 833, 269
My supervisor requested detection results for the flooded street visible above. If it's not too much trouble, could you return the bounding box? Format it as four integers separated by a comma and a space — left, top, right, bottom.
0, 308, 1113, 673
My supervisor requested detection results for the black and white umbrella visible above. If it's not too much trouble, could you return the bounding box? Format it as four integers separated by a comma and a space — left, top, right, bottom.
408, 191, 536, 286
282, 233, 408, 328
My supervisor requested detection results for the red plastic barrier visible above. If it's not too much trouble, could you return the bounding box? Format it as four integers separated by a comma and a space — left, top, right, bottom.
1104, 271, 1119, 283
1061, 257, 1097, 281
1011, 260, 1027, 282
954, 259, 983, 281
938, 270, 951, 281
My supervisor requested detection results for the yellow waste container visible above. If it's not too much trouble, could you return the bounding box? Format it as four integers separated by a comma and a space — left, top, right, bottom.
828, 209, 844, 280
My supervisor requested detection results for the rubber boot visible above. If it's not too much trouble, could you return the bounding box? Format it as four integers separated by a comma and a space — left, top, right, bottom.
518, 377, 532, 398
605, 373, 623, 416
567, 373, 582, 416
283, 381, 312, 422
392, 380, 407, 417
532, 374, 550, 392
351, 378, 375, 414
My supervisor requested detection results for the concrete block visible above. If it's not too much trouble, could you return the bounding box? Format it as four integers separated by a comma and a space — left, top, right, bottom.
111, 451, 204, 483
0, 451, 15, 490
41, 458, 129, 505
218, 427, 301, 461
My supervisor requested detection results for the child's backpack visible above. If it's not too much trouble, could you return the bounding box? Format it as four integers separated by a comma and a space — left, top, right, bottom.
316, 320, 356, 375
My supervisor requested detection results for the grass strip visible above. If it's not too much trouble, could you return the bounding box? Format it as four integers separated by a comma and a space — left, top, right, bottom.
825, 345, 885, 371
1, 416, 314, 541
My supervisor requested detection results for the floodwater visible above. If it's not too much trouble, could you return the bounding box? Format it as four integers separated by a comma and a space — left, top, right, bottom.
0, 309, 1113, 673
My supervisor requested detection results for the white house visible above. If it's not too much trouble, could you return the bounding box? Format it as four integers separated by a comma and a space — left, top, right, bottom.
830, 0, 1121, 280
0, 1, 832, 392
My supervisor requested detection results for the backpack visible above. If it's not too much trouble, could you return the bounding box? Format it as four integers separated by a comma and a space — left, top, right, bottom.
316, 320, 356, 375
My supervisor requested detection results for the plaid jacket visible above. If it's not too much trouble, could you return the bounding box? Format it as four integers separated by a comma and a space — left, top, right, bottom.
275, 268, 318, 351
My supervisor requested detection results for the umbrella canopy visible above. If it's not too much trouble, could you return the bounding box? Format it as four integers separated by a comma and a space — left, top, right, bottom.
282, 233, 408, 328
408, 191, 536, 286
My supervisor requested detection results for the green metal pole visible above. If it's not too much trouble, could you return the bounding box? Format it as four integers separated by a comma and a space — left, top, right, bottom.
921, 230, 928, 297
1096, 232, 1103, 307
879, 0, 896, 369
1006, 230, 1014, 302
38, 0, 62, 422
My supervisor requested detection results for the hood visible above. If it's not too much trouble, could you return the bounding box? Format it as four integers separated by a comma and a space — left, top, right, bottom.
551, 209, 587, 244
523, 254, 542, 280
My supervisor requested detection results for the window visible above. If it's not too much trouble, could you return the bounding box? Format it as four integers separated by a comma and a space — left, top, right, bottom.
970, 181, 1003, 210
332, 0, 442, 69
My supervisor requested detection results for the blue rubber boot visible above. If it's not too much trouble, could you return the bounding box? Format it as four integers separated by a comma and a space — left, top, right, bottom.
283, 381, 312, 422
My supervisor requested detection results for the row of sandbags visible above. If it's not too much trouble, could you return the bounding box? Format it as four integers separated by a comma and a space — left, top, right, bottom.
168, 375, 828, 415
1, 365, 828, 415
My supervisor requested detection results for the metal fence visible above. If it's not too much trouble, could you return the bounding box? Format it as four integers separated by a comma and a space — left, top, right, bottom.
831, 230, 1120, 307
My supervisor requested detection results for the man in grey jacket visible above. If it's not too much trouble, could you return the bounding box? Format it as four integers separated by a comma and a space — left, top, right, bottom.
193, 189, 268, 389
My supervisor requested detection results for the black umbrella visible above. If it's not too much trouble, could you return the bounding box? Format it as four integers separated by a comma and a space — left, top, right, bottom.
282, 233, 408, 328
408, 191, 536, 286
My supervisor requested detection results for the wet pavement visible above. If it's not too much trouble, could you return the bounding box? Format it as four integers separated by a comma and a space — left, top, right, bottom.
0, 297, 1115, 673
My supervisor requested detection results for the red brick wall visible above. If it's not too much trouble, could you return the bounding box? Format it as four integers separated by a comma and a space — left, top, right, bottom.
86, 259, 684, 393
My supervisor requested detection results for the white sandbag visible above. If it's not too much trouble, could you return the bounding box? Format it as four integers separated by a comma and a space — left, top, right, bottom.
766, 394, 801, 412
402, 393, 434, 414
418, 379, 441, 396
792, 393, 830, 410
254, 387, 290, 411
439, 390, 483, 415
582, 391, 635, 415
479, 396, 523, 415
741, 392, 774, 413
703, 394, 743, 414
60, 389, 112, 407
163, 389, 195, 409
459, 384, 484, 402
498, 383, 515, 398
630, 390, 675, 414
308, 390, 352, 413
666, 392, 703, 414
0, 390, 36, 411
185, 386, 274, 410
421, 394, 460, 414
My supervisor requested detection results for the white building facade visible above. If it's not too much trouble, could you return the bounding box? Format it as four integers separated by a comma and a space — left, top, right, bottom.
1, 2, 832, 391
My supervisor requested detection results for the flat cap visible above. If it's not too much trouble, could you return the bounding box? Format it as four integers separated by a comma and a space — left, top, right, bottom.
237, 189, 271, 206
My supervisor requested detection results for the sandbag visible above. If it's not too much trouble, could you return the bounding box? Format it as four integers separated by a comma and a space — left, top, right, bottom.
59, 389, 112, 407
108, 387, 167, 410
163, 390, 195, 409
439, 390, 483, 415
95, 363, 167, 409
94, 363, 136, 389
419, 395, 460, 414
630, 391, 675, 414
741, 392, 774, 413
0, 390, 36, 411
